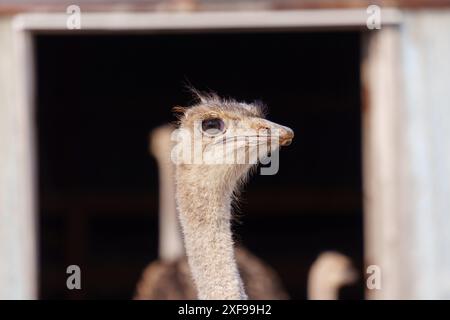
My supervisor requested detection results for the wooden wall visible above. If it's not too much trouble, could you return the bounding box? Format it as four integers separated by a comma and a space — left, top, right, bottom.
363, 10, 450, 299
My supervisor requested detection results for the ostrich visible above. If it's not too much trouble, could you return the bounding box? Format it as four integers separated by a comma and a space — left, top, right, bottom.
134, 124, 289, 300
173, 92, 294, 300
307, 251, 358, 300
150, 125, 184, 263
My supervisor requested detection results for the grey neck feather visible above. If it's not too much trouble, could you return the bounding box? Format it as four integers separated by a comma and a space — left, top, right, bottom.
176, 168, 247, 300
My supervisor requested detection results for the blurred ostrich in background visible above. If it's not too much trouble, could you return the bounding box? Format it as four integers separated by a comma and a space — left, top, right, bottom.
135, 117, 289, 299
307, 251, 358, 300
134, 125, 195, 299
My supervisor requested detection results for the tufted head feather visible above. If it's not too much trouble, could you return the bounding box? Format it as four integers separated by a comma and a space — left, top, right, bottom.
172, 90, 267, 127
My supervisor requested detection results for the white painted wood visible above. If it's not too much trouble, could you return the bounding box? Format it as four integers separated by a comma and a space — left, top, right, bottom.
0, 17, 37, 299
363, 10, 450, 299
362, 26, 404, 300
11, 9, 403, 32
398, 10, 450, 299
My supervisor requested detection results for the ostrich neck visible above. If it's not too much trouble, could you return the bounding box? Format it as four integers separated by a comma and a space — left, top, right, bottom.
176, 173, 247, 300
308, 278, 339, 300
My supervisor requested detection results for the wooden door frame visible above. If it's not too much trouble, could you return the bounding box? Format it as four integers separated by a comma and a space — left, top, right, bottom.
3, 8, 405, 299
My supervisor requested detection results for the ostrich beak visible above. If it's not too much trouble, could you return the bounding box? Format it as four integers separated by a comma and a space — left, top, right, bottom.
252, 119, 294, 147
279, 126, 294, 146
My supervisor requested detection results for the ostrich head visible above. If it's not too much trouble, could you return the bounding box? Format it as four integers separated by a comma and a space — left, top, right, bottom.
173, 92, 294, 192
172, 92, 294, 299
308, 251, 358, 300
317, 252, 357, 287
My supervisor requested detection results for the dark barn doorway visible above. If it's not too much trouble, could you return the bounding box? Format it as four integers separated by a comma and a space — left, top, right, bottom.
35, 31, 363, 299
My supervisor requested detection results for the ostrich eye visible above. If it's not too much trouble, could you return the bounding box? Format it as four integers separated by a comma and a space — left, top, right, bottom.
201, 118, 225, 135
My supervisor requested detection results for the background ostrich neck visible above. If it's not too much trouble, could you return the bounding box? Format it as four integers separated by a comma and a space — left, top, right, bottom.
177, 168, 247, 300
308, 278, 339, 300
150, 126, 185, 262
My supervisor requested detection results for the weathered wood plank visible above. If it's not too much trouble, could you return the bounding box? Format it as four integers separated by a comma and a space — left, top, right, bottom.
363, 10, 450, 299
0, 17, 37, 299
11, 9, 402, 32
1, 0, 450, 15
362, 26, 403, 299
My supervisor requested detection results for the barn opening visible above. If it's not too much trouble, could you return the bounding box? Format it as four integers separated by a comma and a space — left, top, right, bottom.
35, 31, 363, 299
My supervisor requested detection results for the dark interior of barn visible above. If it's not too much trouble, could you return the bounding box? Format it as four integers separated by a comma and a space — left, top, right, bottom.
35, 31, 363, 299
